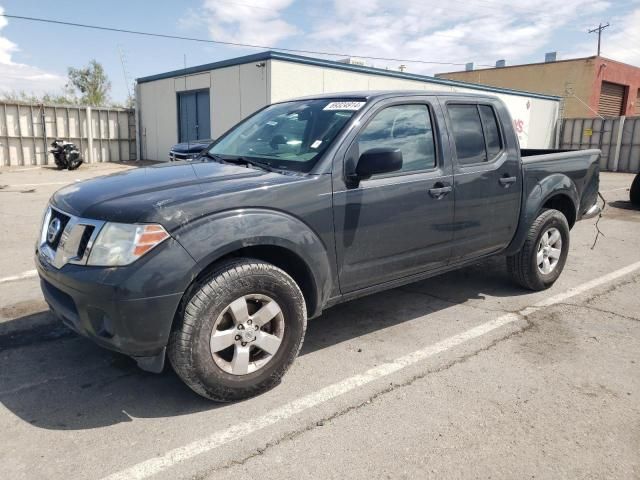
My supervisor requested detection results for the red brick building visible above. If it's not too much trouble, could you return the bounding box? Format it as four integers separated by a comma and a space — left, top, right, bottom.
437, 56, 640, 118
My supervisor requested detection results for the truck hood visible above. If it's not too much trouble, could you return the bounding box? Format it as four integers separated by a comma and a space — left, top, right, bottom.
51, 161, 305, 229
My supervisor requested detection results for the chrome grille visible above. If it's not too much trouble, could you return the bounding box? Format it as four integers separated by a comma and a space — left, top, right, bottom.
46, 209, 71, 249
169, 150, 196, 161
38, 206, 105, 269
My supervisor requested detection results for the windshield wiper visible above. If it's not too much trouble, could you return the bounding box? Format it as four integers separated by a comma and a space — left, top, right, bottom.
198, 151, 224, 163
219, 156, 274, 172
199, 152, 275, 172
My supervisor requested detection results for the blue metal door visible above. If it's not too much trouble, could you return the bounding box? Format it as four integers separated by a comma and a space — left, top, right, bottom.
178, 90, 210, 142
196, 90, 210, 141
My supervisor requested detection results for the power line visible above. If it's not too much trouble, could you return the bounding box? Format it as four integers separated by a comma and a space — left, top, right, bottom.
0, 13, 494, 68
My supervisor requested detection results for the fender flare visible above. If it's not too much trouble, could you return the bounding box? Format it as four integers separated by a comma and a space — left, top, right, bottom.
173, 208, 334, 314
505, 173, 578, 256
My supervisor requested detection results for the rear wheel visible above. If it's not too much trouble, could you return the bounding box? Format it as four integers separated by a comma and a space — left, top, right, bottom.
67, 154, 83, 170
67, 159, 82, 170
630, 174, 640, 207
168, 258, 307, 402
507, 209, 570, 291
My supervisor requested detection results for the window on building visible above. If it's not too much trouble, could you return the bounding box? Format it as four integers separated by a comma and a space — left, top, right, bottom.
636, 88, 640, 116
357, 104, 436, 174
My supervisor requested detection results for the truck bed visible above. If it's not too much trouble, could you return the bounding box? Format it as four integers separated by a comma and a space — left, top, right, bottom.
520, 148, 601, 222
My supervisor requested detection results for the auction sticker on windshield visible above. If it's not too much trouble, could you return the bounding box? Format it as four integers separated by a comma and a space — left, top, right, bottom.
323, 101, 366, 111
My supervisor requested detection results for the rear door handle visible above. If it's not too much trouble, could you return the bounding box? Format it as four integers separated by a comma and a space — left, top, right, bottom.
499, 176, 517, 187
428, 184, 453, 199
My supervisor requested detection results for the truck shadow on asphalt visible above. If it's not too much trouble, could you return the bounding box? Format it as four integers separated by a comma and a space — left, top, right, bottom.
0, 256, 528, 431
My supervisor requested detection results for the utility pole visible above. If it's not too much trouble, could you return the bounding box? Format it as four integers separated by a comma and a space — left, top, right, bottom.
588, 22, 610, 56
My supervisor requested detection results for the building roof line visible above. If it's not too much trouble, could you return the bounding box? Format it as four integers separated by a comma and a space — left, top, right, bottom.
436, 55, 640, 75
136, 50, 561, 101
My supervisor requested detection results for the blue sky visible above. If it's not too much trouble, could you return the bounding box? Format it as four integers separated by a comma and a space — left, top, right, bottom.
0, 0, 639, 103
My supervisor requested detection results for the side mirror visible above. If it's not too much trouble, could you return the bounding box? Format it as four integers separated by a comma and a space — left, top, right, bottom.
356, 148, 403, 180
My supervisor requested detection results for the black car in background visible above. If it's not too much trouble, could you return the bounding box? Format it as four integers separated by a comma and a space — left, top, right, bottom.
631, 174, 640, 206
168, 139, 212, 161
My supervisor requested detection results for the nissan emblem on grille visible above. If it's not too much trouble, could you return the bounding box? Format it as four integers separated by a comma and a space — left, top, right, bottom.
47, 217, 62, 244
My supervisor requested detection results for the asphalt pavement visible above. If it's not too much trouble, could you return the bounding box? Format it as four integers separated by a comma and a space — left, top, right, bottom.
0, 164, 638, 479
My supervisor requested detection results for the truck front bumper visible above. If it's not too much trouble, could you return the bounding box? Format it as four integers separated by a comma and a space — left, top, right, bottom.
35, 239, 194, 372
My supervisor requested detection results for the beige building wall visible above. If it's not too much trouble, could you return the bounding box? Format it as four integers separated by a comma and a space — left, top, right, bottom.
138, 57, 561, 160
270, 59, 559, 148
138, 64, 269, 161
437, 59, 596, 118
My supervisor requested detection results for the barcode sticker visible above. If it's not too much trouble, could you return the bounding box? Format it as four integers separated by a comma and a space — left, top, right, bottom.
323, 101, 366, 111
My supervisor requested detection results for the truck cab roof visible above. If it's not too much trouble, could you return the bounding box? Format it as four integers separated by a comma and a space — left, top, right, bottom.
288, 90, 498, 102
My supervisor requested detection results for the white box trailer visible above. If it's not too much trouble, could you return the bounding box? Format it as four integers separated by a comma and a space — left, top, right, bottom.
136, 51, 561, 161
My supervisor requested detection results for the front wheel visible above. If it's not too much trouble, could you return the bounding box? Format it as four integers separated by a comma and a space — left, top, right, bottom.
67, 159, 83, 170
168, 258, 307, 402
507, 209, 570, 291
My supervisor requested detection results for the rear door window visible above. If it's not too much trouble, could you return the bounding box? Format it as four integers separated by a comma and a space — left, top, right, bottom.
447, 105, 486, 165
479, 105, 503, 160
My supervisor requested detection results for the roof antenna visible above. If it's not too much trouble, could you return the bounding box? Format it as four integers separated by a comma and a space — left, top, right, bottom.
118, 45, 133, 106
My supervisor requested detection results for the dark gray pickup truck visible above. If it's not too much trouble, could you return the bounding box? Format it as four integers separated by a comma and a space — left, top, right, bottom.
36, 91, 601, 401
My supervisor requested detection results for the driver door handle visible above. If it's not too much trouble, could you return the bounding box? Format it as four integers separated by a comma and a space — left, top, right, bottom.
429, 183, 453, 199
499, 175, 517, 187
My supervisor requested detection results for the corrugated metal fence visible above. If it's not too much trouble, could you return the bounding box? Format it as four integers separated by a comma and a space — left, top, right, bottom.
0, 101, 136, 167
560, 116, 640, 173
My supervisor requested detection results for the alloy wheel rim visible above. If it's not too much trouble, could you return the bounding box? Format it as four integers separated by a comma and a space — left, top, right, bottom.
209, 294, 285, 375
537, 227, 562, 275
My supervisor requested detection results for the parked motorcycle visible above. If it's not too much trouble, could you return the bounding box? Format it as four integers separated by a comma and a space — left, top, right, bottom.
50, 139, 83, 170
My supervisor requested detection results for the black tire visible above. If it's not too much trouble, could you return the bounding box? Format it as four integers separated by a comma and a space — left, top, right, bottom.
67, 159, 83, 170
630, 174, 640, 207
168, 258, 307, 402
507, 209, 570, 291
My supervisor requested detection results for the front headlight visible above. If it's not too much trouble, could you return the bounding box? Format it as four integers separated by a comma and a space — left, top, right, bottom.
87, 222, 170, 266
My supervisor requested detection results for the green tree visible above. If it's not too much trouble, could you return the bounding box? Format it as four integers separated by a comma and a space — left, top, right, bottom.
0, 90, 77, 105
67, 59, 111, 106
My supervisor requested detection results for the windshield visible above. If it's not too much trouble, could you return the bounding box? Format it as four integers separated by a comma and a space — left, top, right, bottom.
209, 99, 364, 172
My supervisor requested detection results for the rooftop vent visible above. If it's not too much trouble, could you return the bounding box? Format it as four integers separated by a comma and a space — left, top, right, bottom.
338, 57, 366, 66
465, 62, 474, 71
495, 59, 506, 68
545, 51, 557, 62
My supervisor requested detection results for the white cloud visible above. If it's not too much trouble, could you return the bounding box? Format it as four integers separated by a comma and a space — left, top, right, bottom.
193, 0, 299, 47
600, 7, 640, 65
300, 0, 611, 74
0, 6, 66, 95
186, 0, 630, 75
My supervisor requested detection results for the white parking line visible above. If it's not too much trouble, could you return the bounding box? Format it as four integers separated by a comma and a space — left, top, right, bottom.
5, 181, 78, 187
0, 270, 38, 284
601, 187, 629, 193
102, 260, 640, 480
